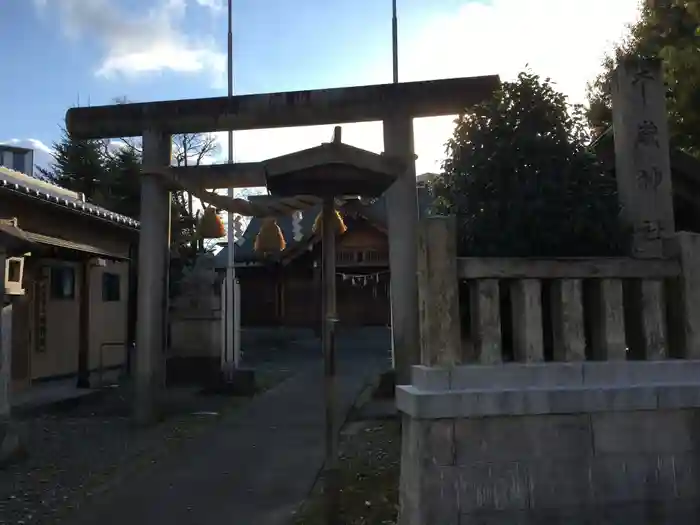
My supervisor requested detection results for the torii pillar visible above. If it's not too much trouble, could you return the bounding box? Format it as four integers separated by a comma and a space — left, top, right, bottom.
134, 128, 172, 425
383, 115, 419, 384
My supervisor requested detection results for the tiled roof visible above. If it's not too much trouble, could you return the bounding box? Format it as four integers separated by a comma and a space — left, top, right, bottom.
0, 166, 139, 228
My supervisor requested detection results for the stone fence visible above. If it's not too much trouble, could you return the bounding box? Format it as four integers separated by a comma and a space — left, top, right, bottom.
396, 216, 700, 524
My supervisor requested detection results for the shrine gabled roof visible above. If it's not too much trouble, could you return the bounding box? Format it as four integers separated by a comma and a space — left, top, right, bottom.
264, 141, 406, 179
213, 182, 435, 268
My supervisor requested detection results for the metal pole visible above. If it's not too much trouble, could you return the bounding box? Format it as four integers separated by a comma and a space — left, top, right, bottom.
226, 0, 239, 371
392, 0, 398, 84
389, 0, 398, 370
321, 197, 339, 524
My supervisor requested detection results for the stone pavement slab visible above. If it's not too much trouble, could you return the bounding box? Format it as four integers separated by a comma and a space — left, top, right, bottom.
63, 356, 386, 525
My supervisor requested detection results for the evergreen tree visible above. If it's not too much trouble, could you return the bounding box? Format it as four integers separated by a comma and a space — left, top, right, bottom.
36, 129, 108, 199
432, 71, 629, 257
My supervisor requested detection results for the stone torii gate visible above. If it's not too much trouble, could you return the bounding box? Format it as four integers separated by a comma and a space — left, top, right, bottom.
65, 75, 499, 421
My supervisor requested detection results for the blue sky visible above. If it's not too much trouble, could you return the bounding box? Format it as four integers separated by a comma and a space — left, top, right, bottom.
1, 0, 641, 174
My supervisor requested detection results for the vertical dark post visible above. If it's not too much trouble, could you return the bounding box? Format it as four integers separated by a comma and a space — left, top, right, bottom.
77, 258, 91, 388
322, 196, 339, 524
0, 248, 8, 428
392, 0, 398, 84
126, 242, 138, 376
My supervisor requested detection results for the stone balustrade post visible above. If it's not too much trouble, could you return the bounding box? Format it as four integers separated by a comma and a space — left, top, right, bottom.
416, 216, 461, 367
668, 232, 700, 358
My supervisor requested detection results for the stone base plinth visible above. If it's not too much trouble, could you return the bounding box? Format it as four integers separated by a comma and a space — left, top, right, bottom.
397, 361, 700, 525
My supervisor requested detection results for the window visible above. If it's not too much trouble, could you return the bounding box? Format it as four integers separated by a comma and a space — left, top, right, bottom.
102, 272, 121, 302
50, 266, 75, 300
6, 258, 21, 282
12, 152, 25, 173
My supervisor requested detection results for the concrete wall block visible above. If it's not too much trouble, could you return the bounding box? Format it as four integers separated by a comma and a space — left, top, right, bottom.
589, 454, 677, 505
450, 362, 583, 390
592, 411, 695, 455
599, 386, 659, 412
400, 386, 671, 419
658, 385, 700, 409
399, 419, 421, 525
459, 509, 532, 525
457, 461, 530, 512
462, 502, 700, 525
521, 389, 551, 415
414, 389, 460, 419
545, 387, 604, 413
421, 466, 460, 524
528, 458, 593, 509
672, 454, 700, 500
410, 364, 450, 390
396, 385, 420, 416
582, 360, 700, 387
476, 390, 527, 416
590, 503, 659, 525
423, 419, 455, 467
454, 415, 592, 464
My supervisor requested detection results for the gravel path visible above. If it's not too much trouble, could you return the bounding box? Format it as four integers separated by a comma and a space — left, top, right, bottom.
0, 329, 390, 525
0, 370, 291, 525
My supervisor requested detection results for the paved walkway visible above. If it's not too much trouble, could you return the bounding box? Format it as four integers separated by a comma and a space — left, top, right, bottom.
64, 354, 387, 525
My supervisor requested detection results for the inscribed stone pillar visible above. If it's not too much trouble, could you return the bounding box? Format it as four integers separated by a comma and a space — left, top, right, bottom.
611, 57, 675, 258
134, 128, 172, 425
384, 114, 420, 384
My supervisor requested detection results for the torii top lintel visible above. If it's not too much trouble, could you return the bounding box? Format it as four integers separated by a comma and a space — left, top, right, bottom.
65, 75, 500, 140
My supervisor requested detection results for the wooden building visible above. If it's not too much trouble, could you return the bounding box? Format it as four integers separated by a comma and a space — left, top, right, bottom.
0, 166, 138, 392
215, 181, 434, 328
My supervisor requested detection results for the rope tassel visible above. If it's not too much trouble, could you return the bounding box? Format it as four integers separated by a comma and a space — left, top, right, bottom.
254, 217, 286, 254
197, 207, 226, 238
312, 208, 347, 235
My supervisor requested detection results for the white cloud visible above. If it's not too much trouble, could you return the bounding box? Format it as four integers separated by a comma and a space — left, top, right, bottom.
37, 0, 226, 87
195, 0, 223, 12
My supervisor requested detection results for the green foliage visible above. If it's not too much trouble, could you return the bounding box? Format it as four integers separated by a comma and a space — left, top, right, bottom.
432, 71, 629, 257
587, 0, 700, 156
102, 145, 142, 218
35, 129, 108, 199
36, 130, 142, 218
